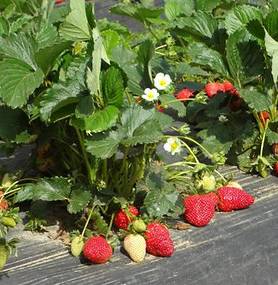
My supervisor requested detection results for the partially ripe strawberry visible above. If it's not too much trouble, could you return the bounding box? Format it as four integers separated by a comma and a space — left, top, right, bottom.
274, 162, 278, 176
217, 186, 254, 212
183, 193, 218, 227
272, 144, 278, 156
0, 191, 8, 211
145, 222, 174, 257
83, 236, 112, 264
176, 88, 194, 101
259, 111, 270, 125
114, 206, 139, 230
205, 82, 225, 98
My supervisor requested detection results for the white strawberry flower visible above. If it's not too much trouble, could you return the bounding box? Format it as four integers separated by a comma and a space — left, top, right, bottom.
154, 73, 172, 90
142, 88, 160, 102
163, 137, 182, 155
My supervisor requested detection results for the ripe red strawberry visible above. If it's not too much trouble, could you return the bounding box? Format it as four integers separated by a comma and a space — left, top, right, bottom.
176, 88, 194, 101
183, 193, 218, 227
229, 97, 242, 111
274, 162, 278, 176
223, 81, 239, 96
205, 82, 225, 98
114, 206, 139, 230
83, 236, 112, 264
145, 222, 174, 257
217, 186, 254, 212
55, 0, 64, 4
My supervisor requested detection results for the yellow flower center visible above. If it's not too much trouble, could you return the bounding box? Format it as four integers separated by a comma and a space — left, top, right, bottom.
147, 92, 154, 99
171, 142, 179, 151
159, 79, 167, 87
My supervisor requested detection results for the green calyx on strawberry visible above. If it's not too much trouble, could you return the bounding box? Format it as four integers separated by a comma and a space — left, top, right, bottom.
196, 173, 216, 192
83, 235, 113, 264
132, 219, 147, 233
114, 205, 139, 230
145, 222, 174, 257
217, 186, 254, 212
183, 193, 218, 227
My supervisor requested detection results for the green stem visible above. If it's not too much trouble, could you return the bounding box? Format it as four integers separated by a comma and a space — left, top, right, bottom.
81, 206, 95, 238
181, 141, 200, 163
214, 169, 226, 182
106, 213, 115, 239
75, 128, 94, 186
260, 119, 269, 157
183, 136, 213, 158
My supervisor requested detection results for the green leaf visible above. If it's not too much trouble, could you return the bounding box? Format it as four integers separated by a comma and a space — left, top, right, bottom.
0, 33, 37, 69
187, 42, 228, 76
225, 5, 262, 35
87, 28, 109, 96
0, 17, 9, 35
177, 11, 218, 39
198, 126, 234, 154
91, 210, 109, 235
72, 105, 119, 133
266, 129, 278, 145
102, 66, 124, 108
67, 188, 91, 214
123, 120, 163, 146
36, 23, 58, 50
85, 131, 122, 159
143, 171, 178, 218
264, 10, 278, 40
264, 29, 278, 84
101, 29, 121, 57
35, 40, 71, 74
59, 0, 91, 41
110, 4, 163, 24
159, 93, 187, 117
0, 59, 44, 108
121, 104, 153, 137
39, 81, 81, 122
195, 0, 222, 11
0, 106, 28, 140
111, 45, 143, 96
164, 0, 194, 20
15, 177, 72, 202
226, 29, 265, 83
240, 89, 272, 112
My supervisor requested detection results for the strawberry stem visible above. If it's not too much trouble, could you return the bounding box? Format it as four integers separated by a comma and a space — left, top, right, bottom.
81, 206, 95, 238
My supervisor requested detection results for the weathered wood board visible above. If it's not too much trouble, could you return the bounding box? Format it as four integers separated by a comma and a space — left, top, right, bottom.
1, 168, 277, 285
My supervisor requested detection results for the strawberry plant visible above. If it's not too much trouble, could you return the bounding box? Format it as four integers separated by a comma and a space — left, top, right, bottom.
0, 0, 262, 269
112, 0, 278, 176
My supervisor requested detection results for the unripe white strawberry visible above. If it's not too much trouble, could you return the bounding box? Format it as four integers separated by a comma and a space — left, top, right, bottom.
123, 234, 146, 263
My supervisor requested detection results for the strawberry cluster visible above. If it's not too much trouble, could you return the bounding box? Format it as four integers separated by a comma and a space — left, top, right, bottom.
183, 184, 255, 227
205, 81, 239, 98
